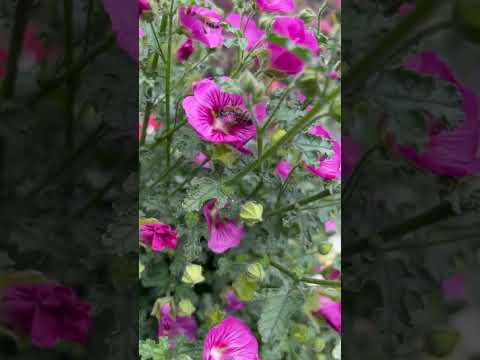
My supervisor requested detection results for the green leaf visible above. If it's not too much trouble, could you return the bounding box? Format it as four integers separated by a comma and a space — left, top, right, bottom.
258, 288, 304, 343
267, 33, 289, 47
139, 338, 169, 360
182, 177, 229, 212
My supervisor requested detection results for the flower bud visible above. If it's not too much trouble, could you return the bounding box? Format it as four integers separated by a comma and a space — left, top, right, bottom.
233, 274, 257, 301
299, 8, 316, 24
178, 299, 195, 316
182, 264, 205, 285
247, 262, 265, 281
291, 323, 309, 344
296, 70, 320, 98
318, 242, 333, 255
240, 201, 264, 225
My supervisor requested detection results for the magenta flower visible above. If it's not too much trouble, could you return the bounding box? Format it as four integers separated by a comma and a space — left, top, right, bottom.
176, 38, 195, 62
182, 79, 256, 145
395, 52, 480, 177
140, 223, 178, 251
253, 102, 268, 123
226, 13, 265, 51
329, 69, 340, 80
304, 126, 341, 179
158, 304, 198, 344
194, 151, 214, 170
324, 219, 336, 233
203, 316, 260, 360
139, 0, 150, 13
442, 274, 467, 303
256, 0, 295, 13
276, 160, 292, 181
268, 17, 320, 75
179, 6, 224, 49
203, 200, 245, 254
313, 296, 341, 333
0, 282, 91, 348
224, 290, 245, 312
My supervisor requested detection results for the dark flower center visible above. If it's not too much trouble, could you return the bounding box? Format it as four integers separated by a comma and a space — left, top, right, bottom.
213, 106, 252, 134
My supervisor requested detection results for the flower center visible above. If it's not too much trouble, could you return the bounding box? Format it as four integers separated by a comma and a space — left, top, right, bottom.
210, 347, 227, 360
213, 106, 252, 134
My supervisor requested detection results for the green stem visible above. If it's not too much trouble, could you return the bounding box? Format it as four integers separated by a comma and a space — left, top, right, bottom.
150, 22, 167, 63
2, 0, 34, 99
266, 189, 333, 217
164, 0, 175, 167
274, 164, 300, 208
261, 85, 294, 130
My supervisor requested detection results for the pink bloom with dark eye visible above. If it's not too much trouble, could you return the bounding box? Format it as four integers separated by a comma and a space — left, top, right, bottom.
224, 290, 245, 312
324, 219, 336, 233
139, 0, 150, 13
0, 282, 91, 348
182, 79, 256, 145
313, 296, 341, 333
203, 200, 245, 254
442, 274, 467, 303
176, 38, 195, 62
304, 126, 341, 179
395, 52, 480, 177
179, 6, 224, 49
226, 13, 265, 51
256, 0, 295, 13
158, 304, 198, 344
140, 223, 178, 251
276, 160, 292, 181
194, 151, 214, 170
203, 316, 260, 360
268, 17, 320, 75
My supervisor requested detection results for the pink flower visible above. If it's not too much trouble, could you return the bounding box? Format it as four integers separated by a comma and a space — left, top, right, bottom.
226, 13, 265, 51
304, 126, 341, 179
253, 102, 268, 123
224, 290, 245, 312
194, 151, 214, 170
319, 19, 332, 35
139, 26, 145, 38
176, 38, 195, 62
203, 316, 260, 360
203, 200, 245, 254
268, 80, 288, 92
395, 52, 480, 177
0, 282, 91, 348
102, 0, 138, 60
140, 223, 178, 251
329, 268, 341, 280
158, 304, 198, 345
182, 79, 256, 145
276, 160, 292, 181
313, 296, 341, 333
139, 114, 162, 139
256, 0, 295, 13
442, 274, 467, 303
268, 17, 320, 75
179, 5, 224, 49
324, 219, 336, 233
139, 0, 150, 13
329, 70, 340, 80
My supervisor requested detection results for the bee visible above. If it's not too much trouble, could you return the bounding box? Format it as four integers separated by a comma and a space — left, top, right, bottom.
188, 9, 221, 29
219, 106, 253, 125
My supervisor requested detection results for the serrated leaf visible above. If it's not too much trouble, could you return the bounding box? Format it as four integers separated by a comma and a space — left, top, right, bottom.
258, 288, 304, 343
182, 177, 229, 212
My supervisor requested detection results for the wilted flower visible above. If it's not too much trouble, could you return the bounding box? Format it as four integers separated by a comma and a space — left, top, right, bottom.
176, 38, 195, 62
203, 199, 245, 254
158, 303, 198, 344
140, 223, 178, 251
179, 5, 224, 49
224, 290, 245, 312
226, 13, 265, 51
256, 0, 295, 13
276, 160, 292, 181
182, 79, 256, 146
203, 316, 260, 360
304, 125, 341, 179
267, 17, 320, 75
0, 282, 91, 348
313, 296, 341, 333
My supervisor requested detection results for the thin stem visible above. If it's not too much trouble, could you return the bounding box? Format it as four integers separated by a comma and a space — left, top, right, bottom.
150, 22, 167, 63
261, 85, 294, 130
266, 189, 333, 217
164, 0, 175, 167
2, 0, 34, 99
274, 164, 300, 208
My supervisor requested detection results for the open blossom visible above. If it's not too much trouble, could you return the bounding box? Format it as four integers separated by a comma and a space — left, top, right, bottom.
267, 17, 320, 75
304, 125, 341, 179
395, 52, 480, 177
313, 296, 341, 333
203, 200, 245, 254
158, 304, 197, 344
203, 316, 260, 360
0, 282, 91, 348
179, 6, 224, 49
182, 79, 256, 145
226, 13, 265, 51
276, 160, 292, 181
176, 38, 195, 62
224, 290, 245, 312
140, 223, 178, 251
256, 0, 295, 13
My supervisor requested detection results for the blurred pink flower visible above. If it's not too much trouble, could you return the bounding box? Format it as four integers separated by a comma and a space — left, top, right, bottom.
253, 101, 268, 123
140, 223, 178, 251
139, 0, 150, 13
313, 296, 341, 333
0, 282, 91, 348
203, 200, 245, 254
268, 80, 288, 92
256, 0, 295, 13
304, 126, 341, 179
194, 151, 214, 170
324, 219, 336, 233
329, 70, 339, 80
139, 26, 145, 38
276, 160, 292, 181
176, 38, 195, 62
329, 268, 341, 280
138, 114, 162, 139
268, 17, 320, 75
395, 52, 480, 177
203, 316, 260, 360
442, 274, 467, 303
224, 290, 245, 312
179, 6, 224, 49
182, 79, 256, 145
226, 13, 265, 51
319, 19, 332, 35
158, 304, 198, 344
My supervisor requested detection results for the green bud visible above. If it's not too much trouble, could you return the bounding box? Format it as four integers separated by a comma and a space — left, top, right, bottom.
247, 262, 266, 281
271, 128, 287, 144
178, 299, 195, 316
313, 338, 326, 352
296, 70, 320, 98
240, 201, 264, 224
299, 8, 316, 24
206, 306, 225, 327
425, 328, 460, 357
318, 242, 333, 255
455, 0, 480, 43
181, 264, 205, 285
291, 323, 309, 344
233, 273, 257, 301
